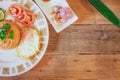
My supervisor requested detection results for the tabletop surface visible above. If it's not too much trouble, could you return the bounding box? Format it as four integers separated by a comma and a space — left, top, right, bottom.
1, 0, 120, 80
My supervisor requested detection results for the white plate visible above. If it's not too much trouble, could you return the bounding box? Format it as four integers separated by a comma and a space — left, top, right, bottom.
0, 0, 49, 76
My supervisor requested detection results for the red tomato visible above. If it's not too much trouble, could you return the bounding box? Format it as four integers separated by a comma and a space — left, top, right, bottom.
8, 4, 35, 26
15, 9, 26, 22
22, 11, 35, 26
8, 4, 22, 17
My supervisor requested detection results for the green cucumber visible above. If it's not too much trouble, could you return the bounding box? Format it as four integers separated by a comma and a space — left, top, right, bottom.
88, 0, 120, 28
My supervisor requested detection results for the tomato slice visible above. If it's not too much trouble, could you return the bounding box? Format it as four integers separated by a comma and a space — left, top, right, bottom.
8, 4, 22, 17
8, 4, 35, 26
15, 9, 26, 22
22, 11, 35, 26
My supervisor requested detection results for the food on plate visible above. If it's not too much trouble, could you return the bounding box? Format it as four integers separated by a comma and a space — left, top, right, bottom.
8, 4, 35, 26
0, 2, 45, 60
16, 27, 42, 60
0, 8, 5, 21
52, 6, 73, 25
0, 20, 21, 50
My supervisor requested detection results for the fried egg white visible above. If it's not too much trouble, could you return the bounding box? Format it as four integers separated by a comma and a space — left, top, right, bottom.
16, 27, 42, 60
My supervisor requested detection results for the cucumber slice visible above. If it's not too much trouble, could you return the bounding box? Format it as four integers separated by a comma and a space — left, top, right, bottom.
0, 8, 5, 21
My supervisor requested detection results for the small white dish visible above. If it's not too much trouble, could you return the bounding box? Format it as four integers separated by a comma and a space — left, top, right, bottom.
35, 0, 78, 33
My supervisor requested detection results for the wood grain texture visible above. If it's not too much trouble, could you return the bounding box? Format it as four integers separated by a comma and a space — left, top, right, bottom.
1, 0, 120, 80
47, 24, 120, 54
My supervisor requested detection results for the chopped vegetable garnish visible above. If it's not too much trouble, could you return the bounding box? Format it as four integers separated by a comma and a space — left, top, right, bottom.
3, 23, 11, 30
9, 30, 14, 39
0, 31, 6, 40
0, 23, 14, 40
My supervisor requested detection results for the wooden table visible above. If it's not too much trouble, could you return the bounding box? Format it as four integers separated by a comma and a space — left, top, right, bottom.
1, 0, 120, 80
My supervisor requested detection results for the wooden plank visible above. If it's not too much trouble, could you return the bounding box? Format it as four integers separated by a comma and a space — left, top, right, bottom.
70, 24, 120, 54
47, 24, 120, 54
67, 0, 120, 24
1, 54, 119, 80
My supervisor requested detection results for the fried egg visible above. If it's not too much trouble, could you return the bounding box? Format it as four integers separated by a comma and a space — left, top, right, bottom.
16, 27, 42, 60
